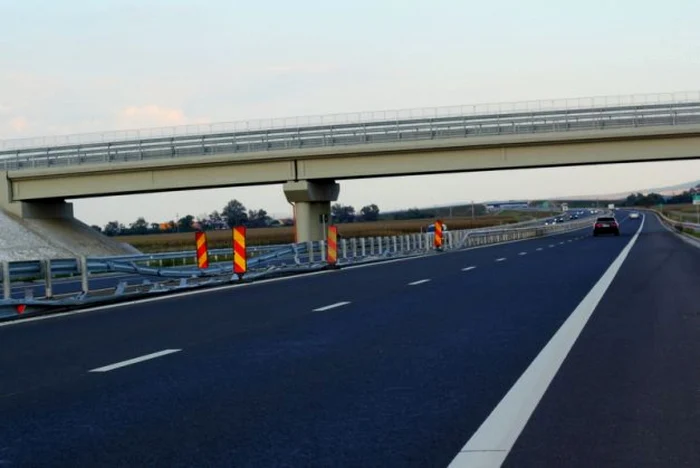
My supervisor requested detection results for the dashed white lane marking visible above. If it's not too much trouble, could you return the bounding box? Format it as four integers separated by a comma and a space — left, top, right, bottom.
536, 248, 543, 251
518, 252, 527, 256
408, 279, 431, 286
89, 349, 182, 373
313, 301, 351, 312
462, 266, 477, 272
447, 216, 645, 468
548, 244, 555, 248
495, 258, 507, 262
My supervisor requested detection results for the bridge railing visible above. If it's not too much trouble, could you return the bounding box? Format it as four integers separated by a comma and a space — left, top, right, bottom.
1, 90, 699, 155
3, 100, 700, 171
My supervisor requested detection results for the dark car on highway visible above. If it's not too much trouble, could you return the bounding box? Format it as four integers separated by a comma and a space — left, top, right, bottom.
593, 216, 620, 236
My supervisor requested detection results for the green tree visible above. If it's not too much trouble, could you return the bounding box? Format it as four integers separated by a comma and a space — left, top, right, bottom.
90, 225, 102, 232
150, 223, 161, 233
331, 203, 356, 223
129, 217, 150, 235
247, 209, 271, 228
103, 221, 122, 236
223, 199, 248, 227
177, 215, 195, 232
360, 204, 380, 221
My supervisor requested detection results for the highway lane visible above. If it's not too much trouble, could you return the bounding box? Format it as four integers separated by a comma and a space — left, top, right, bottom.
504, 212, 700, 467
0, 224, 599, 395
0, 217, 659, 467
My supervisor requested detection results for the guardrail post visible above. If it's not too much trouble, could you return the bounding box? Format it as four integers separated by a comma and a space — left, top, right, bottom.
307, 241, 314, 263
392, 236, 398, 253
360, 238, 366, 257
341, 239, 348, 259
351, 238, 357, 258
44, 259, 53, 299
320, 240, 326, 262
80, 256, 89, 294
2, 261, 10, 300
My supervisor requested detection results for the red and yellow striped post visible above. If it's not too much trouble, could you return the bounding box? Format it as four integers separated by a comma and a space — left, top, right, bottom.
233, 226, 247, 277
195, 231, 209, 269
434, 219, 444, 249
327, 225, 338, 266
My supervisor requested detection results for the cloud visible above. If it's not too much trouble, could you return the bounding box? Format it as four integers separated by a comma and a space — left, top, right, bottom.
115, 105, 211, 130
9, 116, 28, 132
266, 63, 335, 75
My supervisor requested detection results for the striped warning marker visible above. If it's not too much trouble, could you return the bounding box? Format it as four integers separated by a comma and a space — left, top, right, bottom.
327, 225, 338, 265
195, 231, 209, 269
233, 226, 247, 277
434, 219, 444, 249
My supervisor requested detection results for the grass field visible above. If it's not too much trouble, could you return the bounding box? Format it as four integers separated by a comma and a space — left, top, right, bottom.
119, 212, 554, 253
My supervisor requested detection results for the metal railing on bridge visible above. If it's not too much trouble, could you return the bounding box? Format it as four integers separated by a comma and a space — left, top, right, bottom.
2, 91, 700, 171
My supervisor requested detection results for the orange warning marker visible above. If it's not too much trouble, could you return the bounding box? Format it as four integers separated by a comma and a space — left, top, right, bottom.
327, 225, 338, 265
195, 231, 209, 269
233, 226, 247, 277
434, 219, 444, 249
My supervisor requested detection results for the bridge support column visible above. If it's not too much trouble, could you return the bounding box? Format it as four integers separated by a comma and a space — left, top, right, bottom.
0, 171, 73, 219
283, 180, 340, 242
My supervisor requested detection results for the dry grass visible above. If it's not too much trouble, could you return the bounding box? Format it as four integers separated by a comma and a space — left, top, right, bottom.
661, 204, 699, 223
119, 213, 550, 252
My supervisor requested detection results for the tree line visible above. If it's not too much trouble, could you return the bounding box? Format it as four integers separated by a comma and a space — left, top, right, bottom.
95, 200, 384, 236
622, 185, 699, 207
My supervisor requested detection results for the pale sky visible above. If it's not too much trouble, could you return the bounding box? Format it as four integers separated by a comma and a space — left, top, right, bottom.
2, 0, 699, 225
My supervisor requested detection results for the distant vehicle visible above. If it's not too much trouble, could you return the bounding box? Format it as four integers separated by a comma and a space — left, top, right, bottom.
426, 223, 448, 233
629, 212, 640, 219
593, 216, 620, 236
555, 217, 565, 223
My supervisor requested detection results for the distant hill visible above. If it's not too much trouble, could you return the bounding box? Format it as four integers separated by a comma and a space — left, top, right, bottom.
557, 179, 700, 201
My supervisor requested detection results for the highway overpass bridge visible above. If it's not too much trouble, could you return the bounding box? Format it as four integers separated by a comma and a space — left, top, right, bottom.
2, 92, 700, 242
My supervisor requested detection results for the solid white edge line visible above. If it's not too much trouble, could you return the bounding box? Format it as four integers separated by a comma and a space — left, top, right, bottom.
462, 266, 477, 271
1, 226, 594, 328
89, 349, 182, 373
408, 279, 431, 286
312, 301, 351, 312
448, 215, 645, 468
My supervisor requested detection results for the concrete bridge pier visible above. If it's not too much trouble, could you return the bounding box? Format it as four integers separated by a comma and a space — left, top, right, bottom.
283, 180, 340, 242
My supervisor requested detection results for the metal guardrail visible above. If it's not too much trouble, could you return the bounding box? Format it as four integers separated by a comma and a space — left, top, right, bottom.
2, 90, 699, 151
0, 214, 583, 282
2, 97, 700, 171
0, 216, 595, 322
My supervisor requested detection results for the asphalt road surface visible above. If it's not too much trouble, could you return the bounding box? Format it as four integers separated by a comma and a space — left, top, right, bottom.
0, 212, 697, 467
